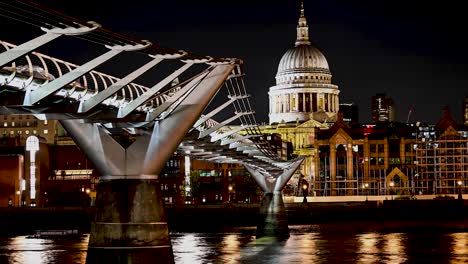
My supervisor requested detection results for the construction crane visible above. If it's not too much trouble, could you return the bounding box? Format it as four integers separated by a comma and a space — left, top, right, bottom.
406, 106, 414, 123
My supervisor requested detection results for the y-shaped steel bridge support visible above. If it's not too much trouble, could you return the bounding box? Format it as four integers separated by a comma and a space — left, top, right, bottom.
58, 65, 234, 263
244, 158, 304, 239
0, 2, 307, 260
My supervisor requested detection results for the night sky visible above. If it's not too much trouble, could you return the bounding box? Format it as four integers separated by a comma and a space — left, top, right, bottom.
3, 0, 468, 124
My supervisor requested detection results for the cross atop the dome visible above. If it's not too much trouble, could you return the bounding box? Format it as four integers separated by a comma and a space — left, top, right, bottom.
296, 1, 311, 46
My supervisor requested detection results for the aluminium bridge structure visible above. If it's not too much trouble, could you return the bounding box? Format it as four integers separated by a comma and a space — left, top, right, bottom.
0, 0, 304, 262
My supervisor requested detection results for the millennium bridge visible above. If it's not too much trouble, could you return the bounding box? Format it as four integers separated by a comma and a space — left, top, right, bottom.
0, 0, 303, 262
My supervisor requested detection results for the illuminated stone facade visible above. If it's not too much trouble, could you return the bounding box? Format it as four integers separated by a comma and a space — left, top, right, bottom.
415, 108, 468, 195
260, 107, 468, 197
268, 3, 339, 125
0, 115, 57, 144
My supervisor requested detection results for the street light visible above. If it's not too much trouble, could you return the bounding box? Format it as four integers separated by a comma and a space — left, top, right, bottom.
413, 173, 419, 196
16, 191, 20, 207
302, 183, 308, 203
362, 183, 369, 201
228, 185, 233, 202
457, 180, 463, 200
389, 181, 395, 200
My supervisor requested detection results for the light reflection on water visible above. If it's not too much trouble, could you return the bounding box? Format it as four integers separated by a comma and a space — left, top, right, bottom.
1, 226, 468, 263
0, 234, 88, 264
451, 233, 468, 264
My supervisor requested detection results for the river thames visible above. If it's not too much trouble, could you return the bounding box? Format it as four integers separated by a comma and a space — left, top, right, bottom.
1, 224, 468, 263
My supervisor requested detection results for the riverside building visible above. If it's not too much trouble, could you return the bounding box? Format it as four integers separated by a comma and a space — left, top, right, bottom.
257, 3, 468, 198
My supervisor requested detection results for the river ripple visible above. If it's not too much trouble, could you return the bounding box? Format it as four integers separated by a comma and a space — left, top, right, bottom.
1, 224, 468, 263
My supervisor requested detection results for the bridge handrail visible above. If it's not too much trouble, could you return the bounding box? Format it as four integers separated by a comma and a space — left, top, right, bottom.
0, 40, 188, 111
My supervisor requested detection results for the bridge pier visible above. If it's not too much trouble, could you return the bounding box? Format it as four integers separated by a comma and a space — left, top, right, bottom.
61, 119, 178, 263
244, 158, 304, 239
256, 192, 289, 239
86, 178, 174, 263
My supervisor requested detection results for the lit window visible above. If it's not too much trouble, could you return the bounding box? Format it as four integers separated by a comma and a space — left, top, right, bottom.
26, 136, 40, 201
25, 130, 29, 135
10, 131, 14, 135
44, 120, 48, 125
3, 122, 6, 127
44, 129, 48, 134
11, 122, 14, 126
33, 130, 37, 134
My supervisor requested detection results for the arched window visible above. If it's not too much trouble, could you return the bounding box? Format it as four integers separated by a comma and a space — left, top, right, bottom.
26, 136, 39, 153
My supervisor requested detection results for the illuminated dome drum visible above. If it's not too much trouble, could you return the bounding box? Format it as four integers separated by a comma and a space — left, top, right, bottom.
268, 3, 340, 124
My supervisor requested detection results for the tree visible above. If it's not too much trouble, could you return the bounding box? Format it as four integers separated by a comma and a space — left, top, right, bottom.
189, 170, 201, 201
237, 173, 262, 203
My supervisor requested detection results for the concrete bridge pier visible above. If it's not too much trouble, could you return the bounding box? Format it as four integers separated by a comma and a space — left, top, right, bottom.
58, 65, 234, 263
61, 119, 178, 263
245, 158, 304, 239
256, 191, 289, 239
85, 178, 173, 263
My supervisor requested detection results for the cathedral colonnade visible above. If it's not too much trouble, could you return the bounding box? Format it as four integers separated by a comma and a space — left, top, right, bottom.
270, 92, 340, 115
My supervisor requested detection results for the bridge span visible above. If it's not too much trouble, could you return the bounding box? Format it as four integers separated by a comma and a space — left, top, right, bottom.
0, 0, 304, 262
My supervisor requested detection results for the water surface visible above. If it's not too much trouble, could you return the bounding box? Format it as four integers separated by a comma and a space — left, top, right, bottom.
1, 225, 468, 263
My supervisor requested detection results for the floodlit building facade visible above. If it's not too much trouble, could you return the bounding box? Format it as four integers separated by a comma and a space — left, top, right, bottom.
0, 114, 57, 144
311, 113, 419, 196
285, 108, 467, 197
414, 107, 468, 195
0, 114, 97, 207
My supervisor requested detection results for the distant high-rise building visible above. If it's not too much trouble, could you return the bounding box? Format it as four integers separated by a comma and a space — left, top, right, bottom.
371, 93, 395, 123
463, 96, 468, 125
339, 103, 359, 124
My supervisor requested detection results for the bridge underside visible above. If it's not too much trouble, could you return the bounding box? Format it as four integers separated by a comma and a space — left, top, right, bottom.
0, 2, 307, 261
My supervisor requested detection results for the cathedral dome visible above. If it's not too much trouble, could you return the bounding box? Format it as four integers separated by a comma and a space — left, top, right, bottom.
277, 45, 330, 76
268, 2, 339, 125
